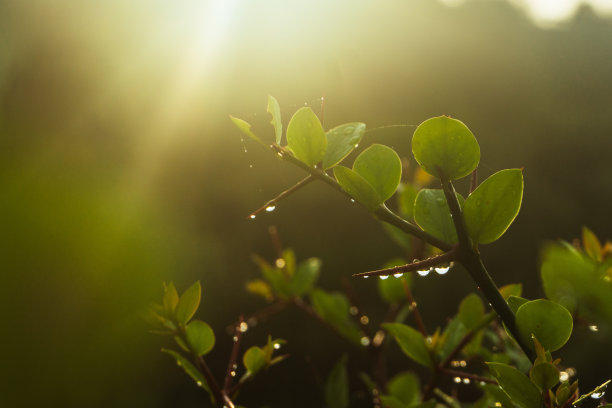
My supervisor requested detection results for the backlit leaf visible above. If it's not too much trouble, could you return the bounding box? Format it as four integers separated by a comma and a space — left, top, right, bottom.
161, 348, 210, 393
289, 257, 321, 296
322, 122, 365, 169
229, 115, 266, 147
412, 116, 480, 180
185, 320, 215, 356
487, 362, 542, 408
463, 169, 523, 244
515, 299, 573, 352
267, 95, 282, 145
243, 346, 266, 375
382, 323, 432, 368
529, 362, 559, 390
582, 226, 602, 262
353, 144, 402, 203
176, 281, 201, 324
286, 107, 327, 166
334, 166, 382, 211
414, 188, 464, 244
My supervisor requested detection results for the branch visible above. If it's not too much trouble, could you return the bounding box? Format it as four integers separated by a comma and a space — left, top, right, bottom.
401, 279, 427, 336
352, 250, 456, 278
195, 355, 226, 407
248, 176, 314, 219
223, 317, 245, 392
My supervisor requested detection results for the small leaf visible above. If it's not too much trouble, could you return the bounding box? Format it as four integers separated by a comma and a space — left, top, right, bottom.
353, 144, 402, 203
529, 362, 559, 390
334, 166, 382, 211
515, 299, 573, 352
463, 169, 524, 244
487, 362, 542, 408
414, 188, 464, 244
267, 95, 282, 145
412, 116, 480, 180
458, 293, 485, 330
229, 115, 266, 147
322, 122, 366, 169
161, 348, 210, 393
582, 226, 602, 262
387, 371, 421, 405
378, 396, 406, 408
500, 283, 522, 299
185, 320, 215, 356
325, 354, 349, 408
286, 107, 327, 166
382, 323, 432, 368
398, 183, 418, 220
378, 258, 411, 304
289, 257, 321, 296
243, 346, 266, 375
245, 279, 274, 302
507, 295, 529, 314
311, 289, 361, 344
162, 282, 179, 314
176, 281, 201, 324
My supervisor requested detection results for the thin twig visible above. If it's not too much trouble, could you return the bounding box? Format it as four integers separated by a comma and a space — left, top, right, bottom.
223, 316, 244, 392
352, 250, 456, 278
248, 176, 314, 219
401, 279, 427, 336
196, 355, 225, 407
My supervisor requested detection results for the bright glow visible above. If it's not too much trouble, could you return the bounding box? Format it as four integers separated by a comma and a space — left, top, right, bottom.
507, 0, 612, 26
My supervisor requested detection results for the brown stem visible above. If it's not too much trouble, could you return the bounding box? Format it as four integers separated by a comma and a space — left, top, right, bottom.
223, 317, 244, 392
195, 355, 225, 407
469, 168, 478, 194
401, 279, 427, 337
352, 250, 456, 278
248, 176, 314, 219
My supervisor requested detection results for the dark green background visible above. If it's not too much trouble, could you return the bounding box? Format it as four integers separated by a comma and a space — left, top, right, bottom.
1, 0, 611, 406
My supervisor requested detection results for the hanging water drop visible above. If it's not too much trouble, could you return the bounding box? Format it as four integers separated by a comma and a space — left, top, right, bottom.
559, 371, 569, 382
233, 335, 239, 342
239, 322, 249, 333
434, 266, 450, 275
360, 315, 370, 325
588, 324, 599, 332
249, 214, 256, 220
349, 306, 359, 315
453, 377, 461, 384
360, 336, 371, 347
273, 343, 281, 350
417, 268, 431, 277
275, 258, 286, 268
196, 381, 203, 387
265, 205, 276, 212
350, 198, 356, 203
379, 275, 389, 280
230, 371, 236, 377
393, 273, 403, 278
362, 275, 369, 279
462, 378, 470, 384
591, 391, 605, 399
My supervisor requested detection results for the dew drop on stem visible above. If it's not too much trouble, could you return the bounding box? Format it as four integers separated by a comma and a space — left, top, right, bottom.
239, 322, 248, 333
453, 377, 461, 384
379, 275, 389, 280
265, 205, 276, 212
417, 268, 431, 277
588, 324, 599, 332
393, 273, 403, 278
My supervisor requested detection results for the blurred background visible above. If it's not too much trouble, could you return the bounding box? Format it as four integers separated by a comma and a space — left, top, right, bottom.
1, 0, 611, 406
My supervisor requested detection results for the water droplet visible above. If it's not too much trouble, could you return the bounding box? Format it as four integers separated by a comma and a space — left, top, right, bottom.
372, 330, 385, 346
409, 301, 417, 310
349, 306, 359, 315
239, 322, 249, 333
379, 275, 389, 280
495, 402, 502, 407
249, 164, 253, 168
196, 381, 203, 387
360, 315, 369, 325
249, 214, 256, 219
265, 205, 276, 212
453, 377, 461, 383
230, 371, 236, 377
362, 275, 369, 279
460, 360, 467, 367
463, 378, 470, 384
435, 266, 450, 275
275, 258, 286, 268
350, 198, 356, 203
393, 273, 403, 278
591, 391, 605, 399
417, 268, 431, 277
360, 336, 371, 347
559, 371, 569, 382
232, 363, 238, 369
273, 343, 281, 350
588, 324, 599, 332
426, 336, 433, 345
233, 335, 239, 342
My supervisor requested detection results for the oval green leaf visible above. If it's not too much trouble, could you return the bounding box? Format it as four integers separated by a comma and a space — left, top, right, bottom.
289, 257, 321, 296
322, 122, 366, 169
243, 346, 266, 375
516, 299, 573, 352
412, 116, 480, 180
161, 348, 210, 392
333, 166, 382, 211
229, 115, 267, 147
353, 144, 402, 203
286, 107, 327, 166
185, 320, 215, 356
487, 362, 542, 408
458, 293, 485, 330
414, 188, 464, 244
463, 168, 524, 244
175, 281, 201, 324
325, 355, 349, 408
267, 95, 282, 145
387, 371, 421, 405
530, 362, 560, 390
382, 323, 432, 368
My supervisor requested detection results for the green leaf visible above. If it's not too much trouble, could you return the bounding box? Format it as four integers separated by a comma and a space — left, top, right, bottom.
439, 316, 467, 360
414, 188, 464, 244
412, 116, 480, 180
229, 115, 266, 147
378, 396, 406, 408
253, 254, 291, 298
382, 323, 432, 368
463, 169, 524, 244
398, 183, 418, 221
289, 257, 321, 296
378, 258, 411, 304
387, 371, 421, 405
353, 144, 402, 203
325, 354, 349, 408
243, 346, 266, 375
161, 348, 210, 392
311, 289, 361, 344
458, 293, 485, 330
507, 295, 529, 314
515, 299, 573, 352
487, 362, 542, 408
322, 122, 366, 169
267, 95, 282, 145
334, 166, 382, 211
481, 384, 518, 408
175, 281, 201, 324
529, 362, 559, 390
286, 107, 327, 166
162, 282, 179, 314
500, 283, 523, 300
582, 226, 602, 262
185, 320, 215, 356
